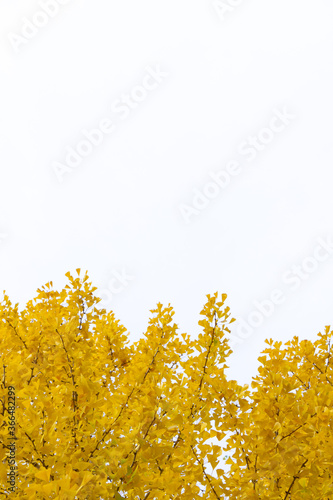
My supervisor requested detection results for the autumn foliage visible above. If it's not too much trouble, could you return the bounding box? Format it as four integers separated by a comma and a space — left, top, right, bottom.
0, 270, 332, 499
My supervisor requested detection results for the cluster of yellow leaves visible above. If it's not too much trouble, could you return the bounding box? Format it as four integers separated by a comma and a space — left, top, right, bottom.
223, 331, 333, 500
0, 270, 332, 499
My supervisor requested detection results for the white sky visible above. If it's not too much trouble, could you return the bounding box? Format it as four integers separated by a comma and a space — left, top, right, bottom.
1, 0, 333, 387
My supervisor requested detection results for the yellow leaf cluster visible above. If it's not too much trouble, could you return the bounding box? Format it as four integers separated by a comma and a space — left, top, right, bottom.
0, 272, 332, 499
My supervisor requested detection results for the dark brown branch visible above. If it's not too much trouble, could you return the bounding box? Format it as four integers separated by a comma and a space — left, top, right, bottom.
191, 445, 221, 499
283, 458, 308, 499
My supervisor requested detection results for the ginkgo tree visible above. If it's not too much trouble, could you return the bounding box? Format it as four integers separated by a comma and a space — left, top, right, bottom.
0, 270, 332, 499
223, 329, 333, 500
